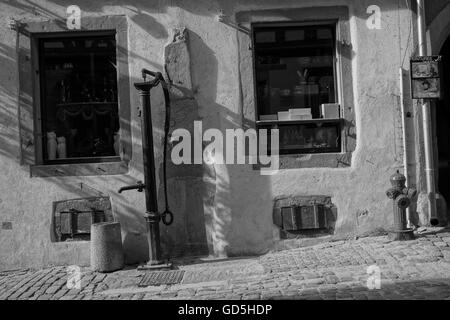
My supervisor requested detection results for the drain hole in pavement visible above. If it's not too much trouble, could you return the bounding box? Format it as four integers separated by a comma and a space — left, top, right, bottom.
138, 270, 185, 287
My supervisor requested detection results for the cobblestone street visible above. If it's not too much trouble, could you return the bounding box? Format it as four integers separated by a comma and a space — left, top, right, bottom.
2, 229, 450, 300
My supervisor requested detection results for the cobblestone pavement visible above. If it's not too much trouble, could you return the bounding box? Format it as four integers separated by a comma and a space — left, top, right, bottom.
2, 229, 450, 300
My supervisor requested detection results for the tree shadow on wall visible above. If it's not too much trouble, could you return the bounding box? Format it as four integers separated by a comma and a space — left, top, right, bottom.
0, 27, 155, 266
0, 43, 22, 162
0, 12, 276, 266
156, 29, 274, 259
3, 0, 411, 265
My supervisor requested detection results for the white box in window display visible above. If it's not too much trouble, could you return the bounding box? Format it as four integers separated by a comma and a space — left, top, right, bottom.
294, 115, 313, 120
290, 108, 311, 116
320, 103, 340, 119
260, 114, 278, 121
278, 111, 291, 121
289, 108, 312, 120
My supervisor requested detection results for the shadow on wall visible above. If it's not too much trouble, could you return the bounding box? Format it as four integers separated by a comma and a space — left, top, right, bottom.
163, 29, 273, 257
3, 0, 413, 35
155, 28, 214, 259
0, 43, 22, 162
3, 0, 232, 19
3, 0, 415, 265
0, 13, 273, 266
0, 21, 154, 265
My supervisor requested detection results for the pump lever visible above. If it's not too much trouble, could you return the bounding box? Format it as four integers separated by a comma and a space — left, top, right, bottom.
141, 68, 164, 84
142, 68, 162, 79
118, 181, 145, 193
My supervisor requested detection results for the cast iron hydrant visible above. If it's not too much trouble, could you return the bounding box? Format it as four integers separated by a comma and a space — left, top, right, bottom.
386, 171, 417, 241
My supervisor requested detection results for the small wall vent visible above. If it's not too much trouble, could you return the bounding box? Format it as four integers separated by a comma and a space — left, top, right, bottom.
273, 195, 337, 238
52, 197, 114, 242
59, 209, 106, 241
277, 205, 328, 231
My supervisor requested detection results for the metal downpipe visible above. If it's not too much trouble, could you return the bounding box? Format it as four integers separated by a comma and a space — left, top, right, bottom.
417, 0, 439, 226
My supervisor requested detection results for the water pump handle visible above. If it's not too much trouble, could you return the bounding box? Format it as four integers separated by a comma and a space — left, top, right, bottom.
141, 69, 163, 82
118, 181, 145, 193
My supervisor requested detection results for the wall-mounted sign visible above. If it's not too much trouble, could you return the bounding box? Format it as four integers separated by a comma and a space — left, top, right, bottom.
410, 56, 442, 99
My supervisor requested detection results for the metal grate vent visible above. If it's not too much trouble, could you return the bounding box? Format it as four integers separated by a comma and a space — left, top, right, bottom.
59, 209, 106, 241
138, 270, 185, 287
277, 205, 328, 231
52, 197, 114, 242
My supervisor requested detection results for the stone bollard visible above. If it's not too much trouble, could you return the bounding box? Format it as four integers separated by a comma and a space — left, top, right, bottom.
90, 222, 124, 272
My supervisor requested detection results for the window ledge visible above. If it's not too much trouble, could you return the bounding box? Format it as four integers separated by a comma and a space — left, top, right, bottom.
256, 118, 343, 126
30, 160, 129, 177
253, 152, 352, 170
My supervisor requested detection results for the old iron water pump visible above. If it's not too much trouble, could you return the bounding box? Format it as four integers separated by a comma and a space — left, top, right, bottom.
386, 171, 417, 241
118, 68, 173, 269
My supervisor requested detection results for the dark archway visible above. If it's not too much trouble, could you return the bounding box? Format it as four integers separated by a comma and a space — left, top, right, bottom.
436, 35, 450, 222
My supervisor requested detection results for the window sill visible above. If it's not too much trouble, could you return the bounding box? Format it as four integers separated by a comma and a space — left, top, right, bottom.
253, 152, 352, 170
30, 160, 129, 177
256, 118, 343, 126
257, 118, 343, 157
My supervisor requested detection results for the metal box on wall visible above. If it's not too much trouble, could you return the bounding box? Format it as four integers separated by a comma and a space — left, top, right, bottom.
280, 207, 297, 230
280, 205, 328, 230
410, 56, 443, 99
52, 197, 113, 242
59, 209, 106, 240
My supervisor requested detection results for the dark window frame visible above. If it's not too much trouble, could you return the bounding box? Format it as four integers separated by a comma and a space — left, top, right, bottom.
19, 15, 131, 177
236, 6, 356, 169
36, 30, 120, 165
251, 20, 343, 156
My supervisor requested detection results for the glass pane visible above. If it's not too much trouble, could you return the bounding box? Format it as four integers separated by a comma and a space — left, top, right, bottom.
254, 25, 336, 120
259, 121, 341, 155
255, 31, 276, 43
39, 34, 119, 162
278, 123, 340, 152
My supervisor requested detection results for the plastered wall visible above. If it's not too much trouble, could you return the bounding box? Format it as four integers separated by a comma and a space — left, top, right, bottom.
0, 0, 417, 269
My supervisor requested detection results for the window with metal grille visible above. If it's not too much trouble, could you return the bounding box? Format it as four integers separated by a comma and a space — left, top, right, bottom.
37, 32, 120, 164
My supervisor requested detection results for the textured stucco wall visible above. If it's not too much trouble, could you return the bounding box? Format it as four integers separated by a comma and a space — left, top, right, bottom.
0, 0, 417, 270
